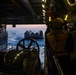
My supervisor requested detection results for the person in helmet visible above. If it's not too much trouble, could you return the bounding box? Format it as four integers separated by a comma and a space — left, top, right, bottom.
46, 18, 68, 56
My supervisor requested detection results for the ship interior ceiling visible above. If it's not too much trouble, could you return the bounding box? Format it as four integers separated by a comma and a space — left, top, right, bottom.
0, 0, 76, 25
0, 0, 76, 75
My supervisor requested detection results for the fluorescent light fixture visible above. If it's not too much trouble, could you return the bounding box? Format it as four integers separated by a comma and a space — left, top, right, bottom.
49, 17, 51, 21
67, 0, 75, 6
43, 12, 45, 16
42, 0, 45, 2
42, 0, 46, 3
42, 4, 45, 8
64, 15, 68, 20
42, 9, 46, 13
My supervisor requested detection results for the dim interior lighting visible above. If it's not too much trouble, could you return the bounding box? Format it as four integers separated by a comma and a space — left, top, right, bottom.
42, 0, 46, 3
42, 0, 44, 1
67, 0, 75, 6
42, 9, 46, 13
42, 4, 45, 8
43, 12, 45, 16
64, 15, 68, 21
17, 54, 19, 56
49, 17, 51, 21
15, 57, 17, 60
43, 17, 45, 19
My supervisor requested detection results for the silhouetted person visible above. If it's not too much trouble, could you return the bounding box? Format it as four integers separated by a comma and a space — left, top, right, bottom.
46, 18, 68, 56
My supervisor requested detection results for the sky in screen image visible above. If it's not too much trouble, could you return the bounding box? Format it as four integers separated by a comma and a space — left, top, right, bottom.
7, 24, 47, 32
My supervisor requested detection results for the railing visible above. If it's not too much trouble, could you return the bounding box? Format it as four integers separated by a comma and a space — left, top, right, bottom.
44, 47, 65, 75
53, 55, 64, 75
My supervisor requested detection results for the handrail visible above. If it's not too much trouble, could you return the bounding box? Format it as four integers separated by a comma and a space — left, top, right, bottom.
53, 55, 64, 75
45, 47, 65, 75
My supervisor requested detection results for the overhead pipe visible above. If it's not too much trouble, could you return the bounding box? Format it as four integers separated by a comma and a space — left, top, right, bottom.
11, 0, 38, 23
22, 0, 36, 16
21, 0, 39, 22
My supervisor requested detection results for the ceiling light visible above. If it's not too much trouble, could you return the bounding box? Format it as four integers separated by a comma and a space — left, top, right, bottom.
42, 0, 46, 3
49, 17, 51, 21
42, 9, 46, 13
67, 0, 75, 6
42, 4, 45, 8
43, 12, 45, 16
64, 15, 68, 21
42, 0, 45, 2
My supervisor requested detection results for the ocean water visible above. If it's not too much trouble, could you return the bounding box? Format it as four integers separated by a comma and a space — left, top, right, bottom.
6, 25, 46, 69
